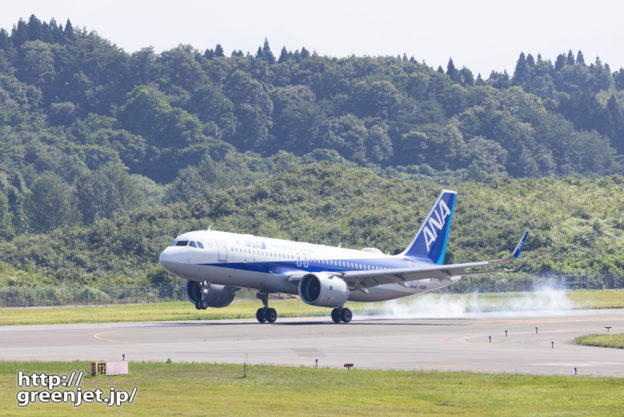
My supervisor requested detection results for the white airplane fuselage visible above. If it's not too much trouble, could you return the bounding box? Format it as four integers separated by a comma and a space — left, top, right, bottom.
159, 230, 454, 303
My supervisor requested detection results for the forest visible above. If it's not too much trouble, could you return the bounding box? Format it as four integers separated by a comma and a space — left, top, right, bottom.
0, 16, 623, 288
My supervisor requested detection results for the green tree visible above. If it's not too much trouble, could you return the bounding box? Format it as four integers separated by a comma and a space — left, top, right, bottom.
187, 82, 235, 136
278, 47, 289, 63
76, 170, 116, 224
365, 122, 393, 163
261, 38, 275, 64
566, 50, 575, 66
26, 173, 79, 233
271, 85, 321, 152
11, 19, 28, 46
158, 45, 207, 92
129, 47, 160, 85
513, 52, 529, 85
224, 70, 273, 151
17, 40, 56, 88
315, 115, 368, 162
0, 190, 13, 238
117, 85, 202, 149
76, 165, 145, 224
215, 44, 224, 57
350, 80, 400, 117
7, 173, 27, 234
554, 54, 566, 71
606, 95, 624, 153
446, 58, 458, 82
64, 19, 74, 39
165, 155, 220, 202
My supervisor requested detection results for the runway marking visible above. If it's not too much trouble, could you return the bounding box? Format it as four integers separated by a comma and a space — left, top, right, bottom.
291, 348, 325, 357
93, 332, 119, 343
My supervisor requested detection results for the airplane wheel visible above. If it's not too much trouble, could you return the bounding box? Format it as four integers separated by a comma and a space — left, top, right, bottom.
331, 308, 342, 324
200, 299, 209, 310
340, 308, 352, 323
266, 308, 277, 323
195, 301, 202, 310
256, 308, 267, 323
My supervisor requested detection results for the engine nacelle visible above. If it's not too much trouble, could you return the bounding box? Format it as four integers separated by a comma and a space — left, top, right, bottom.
186, 280, 236, 308
298, 273, 349, 307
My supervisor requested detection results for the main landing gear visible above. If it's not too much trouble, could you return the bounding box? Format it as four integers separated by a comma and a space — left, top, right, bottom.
256, 292, 277, 324
331, 307, 352, 324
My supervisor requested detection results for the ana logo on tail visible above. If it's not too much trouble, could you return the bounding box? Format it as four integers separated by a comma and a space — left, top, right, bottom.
424, 199, 451, 251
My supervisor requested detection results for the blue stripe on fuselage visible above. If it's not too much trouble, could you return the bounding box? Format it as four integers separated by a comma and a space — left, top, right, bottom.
198, 256, 433, 274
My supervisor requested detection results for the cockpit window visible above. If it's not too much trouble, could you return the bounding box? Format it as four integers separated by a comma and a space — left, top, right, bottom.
197, 242, 204, 249
189, 241, 197, 248
175, 240, 189, 246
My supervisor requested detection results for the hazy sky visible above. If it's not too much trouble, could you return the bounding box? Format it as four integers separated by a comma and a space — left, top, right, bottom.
1, 0, 622, 77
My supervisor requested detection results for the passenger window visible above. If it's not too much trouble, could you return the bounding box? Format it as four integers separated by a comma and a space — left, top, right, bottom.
175, 240, 189, 246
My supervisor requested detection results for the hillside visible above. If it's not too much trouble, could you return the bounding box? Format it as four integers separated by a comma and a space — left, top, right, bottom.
0, 16, 623, 287
1, 165, 622, 288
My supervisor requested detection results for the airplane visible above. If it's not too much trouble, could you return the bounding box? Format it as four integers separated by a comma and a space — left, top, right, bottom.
159, 190, 528, 324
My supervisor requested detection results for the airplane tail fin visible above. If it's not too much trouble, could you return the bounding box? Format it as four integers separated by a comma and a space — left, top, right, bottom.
401, 190, 457, 264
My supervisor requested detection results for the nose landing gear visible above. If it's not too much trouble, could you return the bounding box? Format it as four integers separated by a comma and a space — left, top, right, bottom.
256, 292, 277, 324
194, 281, 210, 310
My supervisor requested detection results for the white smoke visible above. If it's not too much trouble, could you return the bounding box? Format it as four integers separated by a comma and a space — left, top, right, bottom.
369, 282, 575, 319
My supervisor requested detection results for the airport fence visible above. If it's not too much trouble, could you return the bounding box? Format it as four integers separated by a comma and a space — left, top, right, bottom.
1, 273, 624, 307
450, 272, 624, 293
0, 285, 188, 308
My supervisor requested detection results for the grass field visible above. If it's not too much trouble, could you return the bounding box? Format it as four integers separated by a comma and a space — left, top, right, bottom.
1, 361, 623, 417
575, 333, 624, 349
1, 289, 624, 326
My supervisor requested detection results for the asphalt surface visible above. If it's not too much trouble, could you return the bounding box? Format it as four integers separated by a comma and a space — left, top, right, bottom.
1, 309, 623, 376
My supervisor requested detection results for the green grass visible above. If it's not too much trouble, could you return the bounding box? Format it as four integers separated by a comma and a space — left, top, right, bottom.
0, 361, 622, 416
0, 299, 338, 326
567, 289, 624, 309
2, 289, 624, 326
575, 333, 624, 349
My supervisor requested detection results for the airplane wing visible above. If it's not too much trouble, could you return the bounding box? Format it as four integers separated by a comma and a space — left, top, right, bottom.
340, 232, 528, 291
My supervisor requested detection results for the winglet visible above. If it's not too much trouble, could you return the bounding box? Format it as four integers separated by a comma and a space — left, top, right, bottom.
511, 231, 529, 259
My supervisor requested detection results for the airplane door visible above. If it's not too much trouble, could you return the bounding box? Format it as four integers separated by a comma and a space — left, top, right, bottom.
217, 240, 228, 262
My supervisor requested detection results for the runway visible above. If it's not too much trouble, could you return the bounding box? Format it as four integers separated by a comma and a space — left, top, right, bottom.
1, 309, 624, 377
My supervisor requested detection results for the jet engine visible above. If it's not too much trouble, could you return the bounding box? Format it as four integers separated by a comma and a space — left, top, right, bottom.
298, 273, 349, 307
186, 280, 236, 309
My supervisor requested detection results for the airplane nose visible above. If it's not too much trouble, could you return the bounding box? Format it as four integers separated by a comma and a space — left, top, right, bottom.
159, 247, 169, 263
159, 248, 175, 272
